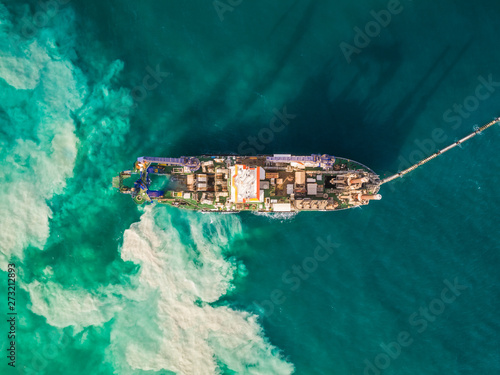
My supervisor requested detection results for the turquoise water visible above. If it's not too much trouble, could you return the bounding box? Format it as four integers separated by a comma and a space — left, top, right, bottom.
1, 0, 499, 374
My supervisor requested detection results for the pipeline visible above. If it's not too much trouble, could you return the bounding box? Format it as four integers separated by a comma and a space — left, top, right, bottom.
380, 117, 499, 185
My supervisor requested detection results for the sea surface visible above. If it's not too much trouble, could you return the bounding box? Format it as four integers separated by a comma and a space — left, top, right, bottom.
1, 0, 499, 374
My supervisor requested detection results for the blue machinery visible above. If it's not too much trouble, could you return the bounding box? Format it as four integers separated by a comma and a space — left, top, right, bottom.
132, 156, 202, 201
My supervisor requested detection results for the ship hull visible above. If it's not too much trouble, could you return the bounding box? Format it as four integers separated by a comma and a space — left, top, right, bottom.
114, 154, 382, 212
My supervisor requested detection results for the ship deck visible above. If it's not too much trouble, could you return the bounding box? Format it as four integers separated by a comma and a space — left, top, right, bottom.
114, 154, 382, 212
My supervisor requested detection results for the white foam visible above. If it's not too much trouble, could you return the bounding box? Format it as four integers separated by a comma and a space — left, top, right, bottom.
27, 281, 122, 335
252, 211, 298, 221
0, 6, 83, 268
0, 6, 131, 269
108, 207, 294, 374
24, 207, 293, 373
0, 46, 48, 90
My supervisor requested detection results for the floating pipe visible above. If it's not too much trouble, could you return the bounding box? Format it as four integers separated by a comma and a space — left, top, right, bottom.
380, 117, 499, 185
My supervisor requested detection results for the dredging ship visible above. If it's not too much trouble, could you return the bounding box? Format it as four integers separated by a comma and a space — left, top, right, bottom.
113, 118, 498, 213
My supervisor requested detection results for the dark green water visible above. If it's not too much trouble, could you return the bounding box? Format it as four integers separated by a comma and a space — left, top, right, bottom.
0, 0, 499, 374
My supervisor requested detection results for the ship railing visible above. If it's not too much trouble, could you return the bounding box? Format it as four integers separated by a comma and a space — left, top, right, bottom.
138, 156, 200, 171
